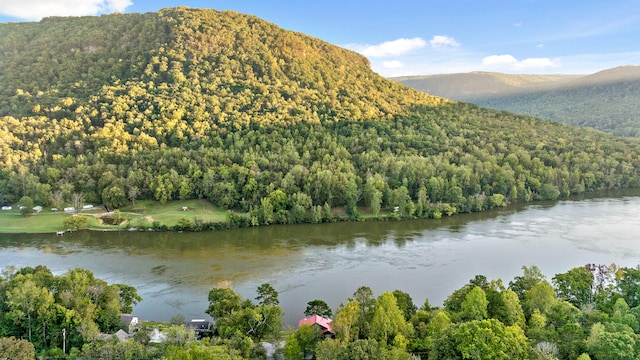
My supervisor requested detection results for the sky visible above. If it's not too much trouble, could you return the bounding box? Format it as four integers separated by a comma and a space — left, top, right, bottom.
1, 0, 640, 77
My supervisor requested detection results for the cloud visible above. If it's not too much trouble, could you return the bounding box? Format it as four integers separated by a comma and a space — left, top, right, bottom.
481, 54, 559, 70
358, 37, 427, 57
482, 54, 518, 66
382, 60, 404, 69
429, 35, 460, 48
0, 0, 132, 21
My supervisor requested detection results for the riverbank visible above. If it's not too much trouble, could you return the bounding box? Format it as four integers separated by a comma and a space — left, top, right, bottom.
0, 199, 229, 234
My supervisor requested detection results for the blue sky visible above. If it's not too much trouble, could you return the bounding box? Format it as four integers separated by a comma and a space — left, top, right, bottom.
1, 0, 640, 76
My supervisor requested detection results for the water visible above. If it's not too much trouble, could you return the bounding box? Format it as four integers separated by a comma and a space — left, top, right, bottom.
1, 193, 640, 326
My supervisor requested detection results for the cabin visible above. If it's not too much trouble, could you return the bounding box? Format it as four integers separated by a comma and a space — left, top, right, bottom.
186, 319, 213, 339
298, 315, 334, 337
119, 314, 140, 334
99, 329, 131, 342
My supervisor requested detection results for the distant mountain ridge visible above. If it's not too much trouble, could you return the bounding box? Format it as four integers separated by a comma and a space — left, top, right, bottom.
393, 66, 640, 136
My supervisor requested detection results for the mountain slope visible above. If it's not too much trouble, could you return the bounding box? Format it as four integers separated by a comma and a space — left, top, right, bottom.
394, 66, 640, 136
1, 8, 639, 221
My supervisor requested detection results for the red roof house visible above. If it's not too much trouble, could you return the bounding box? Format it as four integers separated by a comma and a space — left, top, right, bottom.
298, 315, 333, 336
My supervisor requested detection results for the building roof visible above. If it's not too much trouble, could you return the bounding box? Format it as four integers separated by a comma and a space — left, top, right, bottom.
120, 314, 138, 326
298, 315, 333, 334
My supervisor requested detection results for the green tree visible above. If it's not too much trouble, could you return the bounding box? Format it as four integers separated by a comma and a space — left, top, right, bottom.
392, 290, 417, 321
102, 185, 127, 209
586, 322, 636, 360
206, 287, 242, 319
18, 195, 34, 216
333, 299, 361, 343
370, 291, 409, 345
460, 286, 488, 322
552, 266, 594, 307
255, 283, 279, 306
62, 215, 89, 230
304, 299, 332, 318
454, 319, 528, 360
0, 337, 36, 360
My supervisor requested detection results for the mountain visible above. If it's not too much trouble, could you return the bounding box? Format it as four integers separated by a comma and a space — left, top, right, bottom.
393, 66, 640, 136
1, 8, 640, 223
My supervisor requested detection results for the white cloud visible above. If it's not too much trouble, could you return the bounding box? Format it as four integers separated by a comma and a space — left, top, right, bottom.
515, 57, 557, 69
429, 35, 460, 48
481, 54, 558, 71
0, 0, 132, 21
537, 44, 544, 48
482, 54, 518, 66
358, 37, 427, 57
382, 60, 404, 69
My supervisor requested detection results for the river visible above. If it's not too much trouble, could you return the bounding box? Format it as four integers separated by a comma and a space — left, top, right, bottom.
1, 192, 640, 326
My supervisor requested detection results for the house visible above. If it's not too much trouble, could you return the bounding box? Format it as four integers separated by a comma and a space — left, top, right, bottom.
298, 315, 334, 337
119, 314, 139, 334
186, 319, 213, 339
33, 206, 43, 213
98, 329, 132, 342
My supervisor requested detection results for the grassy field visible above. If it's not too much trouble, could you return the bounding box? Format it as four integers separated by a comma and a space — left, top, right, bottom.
0, 199, 228, 233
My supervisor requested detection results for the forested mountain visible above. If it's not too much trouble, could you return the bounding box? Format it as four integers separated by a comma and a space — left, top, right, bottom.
393, 66, 640, 136
1, 8, 640, 224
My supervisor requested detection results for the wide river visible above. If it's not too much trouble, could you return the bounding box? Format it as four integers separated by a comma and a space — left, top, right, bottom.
1, 192, 640, 326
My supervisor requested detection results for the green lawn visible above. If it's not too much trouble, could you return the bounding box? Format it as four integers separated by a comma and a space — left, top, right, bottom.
0, 199, 228, 233
0, 210, 69, 233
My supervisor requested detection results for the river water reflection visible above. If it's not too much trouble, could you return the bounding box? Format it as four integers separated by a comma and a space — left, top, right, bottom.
1, 192, 640, 325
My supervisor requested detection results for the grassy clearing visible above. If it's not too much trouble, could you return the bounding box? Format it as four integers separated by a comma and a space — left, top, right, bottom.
0, 210, 70, 233
0, 199, 228, 233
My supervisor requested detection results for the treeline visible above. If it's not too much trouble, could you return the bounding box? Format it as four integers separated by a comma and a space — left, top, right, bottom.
1, 8, 640, 225
0, 266, 141, 358
283, 263, 640, 359
4, 263, 640, 359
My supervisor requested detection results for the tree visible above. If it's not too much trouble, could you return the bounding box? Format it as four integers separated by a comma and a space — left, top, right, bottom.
523, 281, 557, 317
553, 266, 594, 307
392, 290, 417, 321
0, 337, 36, 360
62, 215, 88, 230
333, 299, 361, 343
509, 265, 546, 301
370, 292, 409, 345
304, 299, 332, 318
18, 195, 34, 216
206, 287, 242, 319
256, 283, 279, 306
460, 286, 489, 322
72, 192, 84, 214
5, 276, 54, 346
586, 322, 636, 360
453, 319, 529, 360
102, 185, 127, 209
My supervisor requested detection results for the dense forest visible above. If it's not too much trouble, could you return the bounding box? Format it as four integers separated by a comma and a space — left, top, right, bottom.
394, 66, 640, 137
1, 8, 640, 225
3, 263, 640, 359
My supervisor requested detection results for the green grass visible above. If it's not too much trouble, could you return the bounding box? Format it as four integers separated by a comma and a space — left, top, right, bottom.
0, 199, 228, 233
0, 210, 70, 233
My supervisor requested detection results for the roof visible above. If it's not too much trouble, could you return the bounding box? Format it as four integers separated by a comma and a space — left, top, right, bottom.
119, 314, 138, 326
186, 319, 213, 331
298, 315, 333, 334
